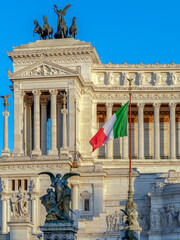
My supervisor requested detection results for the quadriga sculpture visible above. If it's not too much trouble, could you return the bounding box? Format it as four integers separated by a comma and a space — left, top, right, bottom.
39, 171, 80, 222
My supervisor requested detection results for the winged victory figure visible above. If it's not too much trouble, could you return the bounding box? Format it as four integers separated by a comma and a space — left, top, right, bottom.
38, 171, 80, 221
54, 4, 71, 38
0, 95, 11, 110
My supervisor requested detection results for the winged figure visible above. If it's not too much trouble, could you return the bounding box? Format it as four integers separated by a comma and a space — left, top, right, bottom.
0, 95, 11, 109
38, 171, 80, 221
54, 4, 71, 38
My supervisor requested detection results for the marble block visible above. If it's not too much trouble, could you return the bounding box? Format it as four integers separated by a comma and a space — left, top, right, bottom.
40, 221, 78, 240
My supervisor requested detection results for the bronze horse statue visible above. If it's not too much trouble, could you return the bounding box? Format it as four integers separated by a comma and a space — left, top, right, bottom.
42, 16, 53, 39
33, 20, 43, 39
69, 17, 77, 38
33, 16, 53, 40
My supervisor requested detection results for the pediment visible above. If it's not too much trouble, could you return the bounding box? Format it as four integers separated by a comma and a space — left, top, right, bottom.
8, 60, 78, 79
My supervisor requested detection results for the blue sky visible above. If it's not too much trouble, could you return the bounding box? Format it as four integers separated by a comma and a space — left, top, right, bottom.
0, 0, 180, 153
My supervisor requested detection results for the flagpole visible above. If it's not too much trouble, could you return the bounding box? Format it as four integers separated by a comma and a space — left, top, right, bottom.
126, 78, 135, 211
72, 99, 79, 168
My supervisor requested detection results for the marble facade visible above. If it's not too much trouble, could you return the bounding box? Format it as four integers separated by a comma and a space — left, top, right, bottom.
0, 39, 180, 239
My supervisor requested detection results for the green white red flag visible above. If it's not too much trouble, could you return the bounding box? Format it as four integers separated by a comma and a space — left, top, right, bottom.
89, 101, 129, 152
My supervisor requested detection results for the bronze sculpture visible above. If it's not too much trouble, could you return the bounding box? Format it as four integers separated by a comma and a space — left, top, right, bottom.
54, 4, 71, 39
33, 20, 43, 39
39, 171, 80, 222
0, 95, 11, 110
69, 17, 77, 38
42, 16, 53, 39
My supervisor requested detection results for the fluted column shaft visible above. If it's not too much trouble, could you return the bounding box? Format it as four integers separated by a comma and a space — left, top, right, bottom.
49, 90, 58, 155
1, 110, 10, 157
32, 90, 41, 156
92, 101, 97, 158
169, 102, 176, 159
153, 103, 160, 159
57, 99, 63, 151
41, 99, 48, 155
137, 103, 144, 159
61, 107, 68, 149
12, 89, 24, 156
27, 99, 33, 156
72, 184, 79, 220
106, 103, 113, 159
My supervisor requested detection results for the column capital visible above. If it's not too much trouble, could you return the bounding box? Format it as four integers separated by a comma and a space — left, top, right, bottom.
32, 90, 41, 96
2, 111, 9, 117
41, 98, 48, 106
153, 102, 161, 109
49, 89, 58, 96
105, 103, 113, 109
61, 108, 68, 115
169, 102, 177, 109
137, 102, 145, 109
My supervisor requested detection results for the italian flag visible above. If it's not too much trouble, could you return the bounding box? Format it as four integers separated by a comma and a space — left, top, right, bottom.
89, 101, 129, 152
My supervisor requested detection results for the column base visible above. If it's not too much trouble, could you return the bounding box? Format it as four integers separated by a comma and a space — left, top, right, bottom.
60, 147, 71, 159
1, 149, 10, 157
48, 149, 58, 156
32, 149, 42, 157
40, 221, 78, 240
12, 149, 24, 157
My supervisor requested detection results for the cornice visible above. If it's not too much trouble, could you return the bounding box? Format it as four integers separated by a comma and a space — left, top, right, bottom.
93, 62, 180, 71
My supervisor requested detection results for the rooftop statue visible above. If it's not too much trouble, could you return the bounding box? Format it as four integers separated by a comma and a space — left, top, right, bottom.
33, 20, 43, 39
69, 17, 77, 39
0, 95, 11, 110
39, 171, 80, 222
42, 16, 53, 39
54, 4, 71, 39
33, 16, 53, 40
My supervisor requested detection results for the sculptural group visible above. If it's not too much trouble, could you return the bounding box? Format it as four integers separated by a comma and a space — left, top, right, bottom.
39, 171, 80, 222
33, 3, 77, 40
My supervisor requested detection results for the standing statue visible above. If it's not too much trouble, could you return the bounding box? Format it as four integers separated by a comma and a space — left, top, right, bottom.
0, 95, 11, 110
39, 171, 80, 222
69, 17, 77, 38
33, 20, 43, 39
42, 16, 53, 39
54, 4, 71, 38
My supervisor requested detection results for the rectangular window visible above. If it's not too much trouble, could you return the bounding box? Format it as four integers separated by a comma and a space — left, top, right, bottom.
84, 199, 90, 211
12, 180, 15, 191
24, 179, 28, 191
18, 180, 21, 190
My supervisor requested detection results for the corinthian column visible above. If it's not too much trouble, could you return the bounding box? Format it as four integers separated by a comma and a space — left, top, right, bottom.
27, 99, 33, 156
57, 98, 63, 151
169, 102, 176, 159
106, 103, 113, 159
2, 198, 7, 234
137, 103, 144, 159
49, 89, 58, 156
153, 103, 160, 159
12, 89, 24, 156
32, 90, 42, 156
41, 98, 48, 155
1, 110, 10, 157
92, 101, 97, 158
